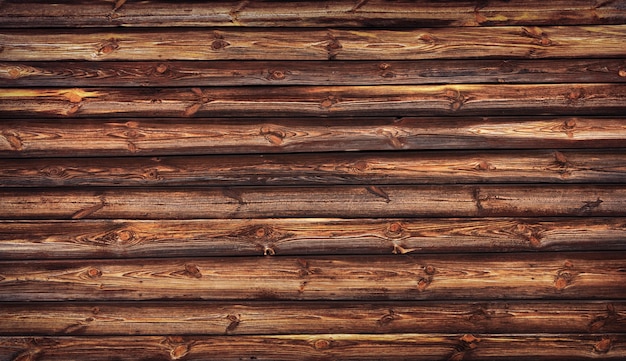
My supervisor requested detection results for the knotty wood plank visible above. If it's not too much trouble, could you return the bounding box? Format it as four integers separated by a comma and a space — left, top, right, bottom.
1, 185, 624, 220
1, 218, 625, 259
0, 252, 624, 301
2, 26, 626, 61
1, 0, 624, 28
1, 150, 625, 187
1, 117, 625, 158
1, 334, 624, 361
1, 84, 625, 118
2, 59, 626, 87
0, 301, 624, 335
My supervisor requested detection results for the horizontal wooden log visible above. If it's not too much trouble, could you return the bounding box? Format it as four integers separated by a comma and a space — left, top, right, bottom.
1, 218, 625, 259
0, 252, 624, 301
2, 59, 626, 87
1, 117, 625, 157
1, 301, 624, 336
2, 334, 626, 361
1, 84, 625, 118
1, 150, 625, 188
1, 0, 624, 28
1, 185, 624, 220
1, 26, 626, 61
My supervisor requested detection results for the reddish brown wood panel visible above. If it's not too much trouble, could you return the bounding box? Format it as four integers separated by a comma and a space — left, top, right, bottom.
0, 1, 624, 360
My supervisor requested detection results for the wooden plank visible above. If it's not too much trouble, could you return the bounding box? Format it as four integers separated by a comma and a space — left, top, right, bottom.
0, 301, 624, 335
1, 117, 625, 158
2, 59, 626, 87
1, 218, 625, 259
1, 150, 625, 187
0, 252, 624, 301
1, 0, 624, 28
1, 84, 625, 118
1, 334, 625, 361
1, 185, 624, 220
1, 26, 626, 61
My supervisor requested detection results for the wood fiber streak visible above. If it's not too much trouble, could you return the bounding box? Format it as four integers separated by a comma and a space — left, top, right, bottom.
1, 26, 626, 61
1, 84, 625, 118
1, 301, 624, 335
1, 150, 625, 187
0, 334, 624, 361
1, 117, 625, 157
0, 185, 625, 220
1, 218, 625, 259
1, 0, 624, 27
0, 252, 624, 301
2, 59, 626, 87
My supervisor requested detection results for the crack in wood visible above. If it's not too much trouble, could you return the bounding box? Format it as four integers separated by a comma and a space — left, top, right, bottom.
71, 196, 106, 220
366, 186, 391, 203
578, 197, 603, 215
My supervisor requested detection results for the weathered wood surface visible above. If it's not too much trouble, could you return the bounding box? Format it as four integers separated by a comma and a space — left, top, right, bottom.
1, 84, 625, 118
1, 150, 625, 187
1, 0, 624, 28
1, 218, 625, 259
1, 117, 625, 158
2, 26, 626, 61
0, 252, 624, 301
1, 185, 624, 220
1, 301, 624, 335
1, 334, 624, 361
3, 59, 626, 87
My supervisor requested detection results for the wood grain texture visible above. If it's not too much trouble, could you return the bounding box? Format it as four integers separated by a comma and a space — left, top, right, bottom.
0, 252, 624, 301
0, 185, 624, 220
1, 334, 624, 361
1, 0, 624, 28
1, 117, 625, 158
1, 26, 626, 61
1, 150, 625, 187
0, 301, 624, 335
1, 218, 625, 259
1, 84, 625, 118
2, 59, 626, 87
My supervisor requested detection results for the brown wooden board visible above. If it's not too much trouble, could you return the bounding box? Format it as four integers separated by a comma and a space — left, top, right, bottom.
1, 218, 625, 259
0, 252, 624, 301
1, 117, 625, 158
1, 0, 625, 28
2, 59, 626, 87
1, 26, 626, 61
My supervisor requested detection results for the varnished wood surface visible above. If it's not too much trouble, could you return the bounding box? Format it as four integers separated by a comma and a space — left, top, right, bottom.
0, 252, 624, 301
1, 0, 624, 28
1, 301, 624, 335
2, 59, 626, 87
1, 218, 625, 259
1, 334, 624, 361
1, 150, 624, 187
1, 185, 624, 220
2, 117, 625, 158
1, 26, 626, 61
1, 84, 625, 118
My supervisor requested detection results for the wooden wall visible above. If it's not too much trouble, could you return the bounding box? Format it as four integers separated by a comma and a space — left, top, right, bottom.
1, 1, 626, 360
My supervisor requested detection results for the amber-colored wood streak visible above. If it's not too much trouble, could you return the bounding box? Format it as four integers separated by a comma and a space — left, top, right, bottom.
1, 301, 624, 335
1, 26, 626, 61
2, 59, 626, 87
0, 252, 624, 301
1, 0, 624, 28
0, 84, 625, 118
1, 117, 625, 158
1, 218, 625, 259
